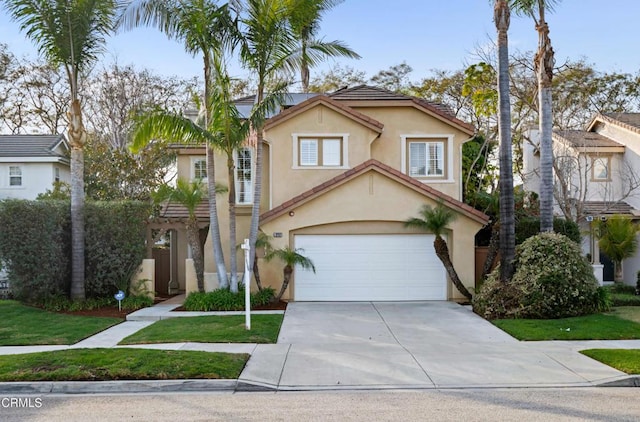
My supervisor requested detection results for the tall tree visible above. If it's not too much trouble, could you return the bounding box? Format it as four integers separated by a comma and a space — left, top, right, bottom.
511, 0, 559, 233
3, 0, 122, 300
285, 0, 360, 92
240, 0, 298, 277
494, 0, 516, 283
119, 0, 237, 289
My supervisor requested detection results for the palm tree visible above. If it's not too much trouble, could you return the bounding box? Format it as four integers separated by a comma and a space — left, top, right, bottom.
494, 0, 516, 283
240, 0, 298, 280
596, 216, 639, 283
511, 0, 559, 233
119, 0, 237, 289
3, 0, 122, 300
265, 246, 315, 302
153, 179, 225, 292
405, 203, 472, 300
285, 0, 360, 92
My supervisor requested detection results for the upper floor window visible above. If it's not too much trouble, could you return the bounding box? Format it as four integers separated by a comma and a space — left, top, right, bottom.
408, 141, 445, 177
9, 166, 22, 186
192, 158, 207, 181
235, 147, 253, 204
592, 157, 610, 181
293, 134, 349, 169
54, 167, 60, 183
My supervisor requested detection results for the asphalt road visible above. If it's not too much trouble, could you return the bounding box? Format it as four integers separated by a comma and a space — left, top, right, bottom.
1, 388, 639, 421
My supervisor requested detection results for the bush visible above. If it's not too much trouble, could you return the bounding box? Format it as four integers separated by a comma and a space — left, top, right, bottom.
0, 199, 150, 302
120, 294, 154, 310
184, 287, 276, 311
0, 200, 70, 302
515, 217, 581, 245
474, 232, 606, 319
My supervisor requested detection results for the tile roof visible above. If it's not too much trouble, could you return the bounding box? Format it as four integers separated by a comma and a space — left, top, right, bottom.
600, 113, 640, 134
582, 201, 638, 217
158, 200, 211, 221
260, 159, 489, 225
0, 134, 67, 158
553, 130, 623, 148
329, 85, 474, 134
263, 95, 384, 132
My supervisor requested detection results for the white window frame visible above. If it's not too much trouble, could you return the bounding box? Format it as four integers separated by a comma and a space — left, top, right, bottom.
54, 167, 60, 183
234, 147, 253, 205
592, 156, 610, 181
8, 165, 22, 187
292, 133, 349, 169
401, 134, 454, 183
191, 157, 207, 182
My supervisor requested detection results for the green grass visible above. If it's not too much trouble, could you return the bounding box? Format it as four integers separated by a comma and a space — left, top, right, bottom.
607, 306, 640, 324
492, 312, 640, 341
0, 300, 122, 346
581, 349, 640, 374
0, 348, 248, 381
120, 314, 284, 345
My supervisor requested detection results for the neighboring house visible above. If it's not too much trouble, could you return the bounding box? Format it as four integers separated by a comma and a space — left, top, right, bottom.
156, 85, 489, 301
523, 113, 640, 285
0, 134, 71, 200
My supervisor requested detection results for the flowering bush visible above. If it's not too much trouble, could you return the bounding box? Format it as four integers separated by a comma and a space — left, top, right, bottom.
474, 232, 609, 319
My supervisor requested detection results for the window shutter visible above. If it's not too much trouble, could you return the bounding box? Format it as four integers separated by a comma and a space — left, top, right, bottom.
300, 139, 318, 166
323, 139, 341, 166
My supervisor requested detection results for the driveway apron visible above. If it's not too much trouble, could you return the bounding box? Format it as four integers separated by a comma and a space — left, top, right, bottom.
239, 302, 627, 390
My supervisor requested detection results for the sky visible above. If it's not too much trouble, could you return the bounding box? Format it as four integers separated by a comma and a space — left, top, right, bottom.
1, 0, 639, 84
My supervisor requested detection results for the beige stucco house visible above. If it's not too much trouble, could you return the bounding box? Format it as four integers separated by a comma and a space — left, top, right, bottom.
161, 85, 488, 301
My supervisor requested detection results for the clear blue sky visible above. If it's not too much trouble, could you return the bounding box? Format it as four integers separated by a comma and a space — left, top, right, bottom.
1, 1, 639, 82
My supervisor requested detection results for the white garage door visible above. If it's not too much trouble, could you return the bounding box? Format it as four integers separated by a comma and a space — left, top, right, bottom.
294, 234, 446, 301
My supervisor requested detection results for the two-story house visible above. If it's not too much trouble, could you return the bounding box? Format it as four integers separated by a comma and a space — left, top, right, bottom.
523, 113, 640, 285
159, 85, 488, 301
0, 134, 71, 200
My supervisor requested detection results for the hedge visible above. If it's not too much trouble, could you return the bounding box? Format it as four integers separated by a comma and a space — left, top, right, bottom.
0, 199, 150, 302
516, 216, 581, 245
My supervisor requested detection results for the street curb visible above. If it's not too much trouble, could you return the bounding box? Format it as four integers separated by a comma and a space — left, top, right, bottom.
596, 376, 640, 387
235, 380, 277, 392
0, 379, 238, 394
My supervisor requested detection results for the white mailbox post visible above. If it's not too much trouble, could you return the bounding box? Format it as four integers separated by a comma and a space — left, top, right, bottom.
241, 238, 251, 330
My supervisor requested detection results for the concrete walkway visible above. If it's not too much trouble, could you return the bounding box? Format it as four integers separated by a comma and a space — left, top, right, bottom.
1, 298, 639, 392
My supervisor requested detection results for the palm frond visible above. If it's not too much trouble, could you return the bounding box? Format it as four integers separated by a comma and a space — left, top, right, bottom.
265, 246, 316, 272
404, 203, 457, 237
130, 110, 217, 152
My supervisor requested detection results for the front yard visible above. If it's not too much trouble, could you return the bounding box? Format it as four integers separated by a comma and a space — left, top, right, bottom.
0, 300, 122, 345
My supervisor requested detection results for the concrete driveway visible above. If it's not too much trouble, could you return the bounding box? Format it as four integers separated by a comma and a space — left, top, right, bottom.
240, 302, 628, 390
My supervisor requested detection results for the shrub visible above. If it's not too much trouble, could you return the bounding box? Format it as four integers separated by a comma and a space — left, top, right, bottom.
474, 232, 606, 319
84, 201, 150, 298
183, 287, 276, 311
515, 217, 581, 245
121, 294, 154, 310
0, 200, 70, 302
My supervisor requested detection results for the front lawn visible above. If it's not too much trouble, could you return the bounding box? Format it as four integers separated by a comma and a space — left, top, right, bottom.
119, 314, 284, 345
608, 306, 640, 324
0, 300, 122, 346
492, 312, 640, 341
580, 349, 640, 374
0, 348, 248, 381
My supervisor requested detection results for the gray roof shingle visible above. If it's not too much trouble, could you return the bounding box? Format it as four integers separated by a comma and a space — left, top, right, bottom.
554, 130, 623, 148
0, 134, 67, 158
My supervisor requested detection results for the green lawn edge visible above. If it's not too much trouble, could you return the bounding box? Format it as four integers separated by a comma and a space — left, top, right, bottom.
0, 348, 249, 381
119, 314, 284, 345
491, 312, 640, 341
581, 349, 640, 374
0, 300, 123, 346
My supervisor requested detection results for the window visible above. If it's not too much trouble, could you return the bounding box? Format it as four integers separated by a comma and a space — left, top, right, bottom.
192, 158, 207, 181
9, 166, 22, 186
54, 167, 60, 183
408, 141, 444, 177
235, 148, 253, 204
592, 157, 609, 181
298, 137, 343, 167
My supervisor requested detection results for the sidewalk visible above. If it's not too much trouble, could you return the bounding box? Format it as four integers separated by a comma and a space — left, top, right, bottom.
0, 298, 639, 393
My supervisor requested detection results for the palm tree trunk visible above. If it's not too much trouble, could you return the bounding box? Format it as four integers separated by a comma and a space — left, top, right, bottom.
253, 258, 264, 291
186, 218, 205, 292
614, 261, 624, 283
434, 236, 472, 300
68, 99, 86, 301
227, 155, 238, 293
207, 145, 228, 288
273, 265, 293, 302
248, 89, 265, 280
495, 0, 516, 283
536, 5, 555, 233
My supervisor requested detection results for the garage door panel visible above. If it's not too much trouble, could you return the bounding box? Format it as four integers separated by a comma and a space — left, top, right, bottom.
294, 234, 446, 301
